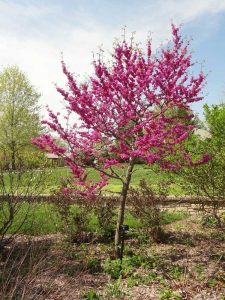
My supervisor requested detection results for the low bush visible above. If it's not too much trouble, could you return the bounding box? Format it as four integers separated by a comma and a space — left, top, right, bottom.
94, 196, 116, 241
53, 193, 94, 243
129, 179, 167, 242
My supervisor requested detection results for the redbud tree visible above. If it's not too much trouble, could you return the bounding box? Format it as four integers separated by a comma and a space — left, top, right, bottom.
33, 25, 210, 256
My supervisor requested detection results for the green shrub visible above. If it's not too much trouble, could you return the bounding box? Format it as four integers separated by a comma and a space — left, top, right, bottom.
94, 196, 116, 240
54, 193, 94, 242
129, 180, 171, 242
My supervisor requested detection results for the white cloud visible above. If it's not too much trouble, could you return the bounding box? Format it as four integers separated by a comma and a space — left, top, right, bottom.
156, 0, 225, 20
0, 0, 224, 116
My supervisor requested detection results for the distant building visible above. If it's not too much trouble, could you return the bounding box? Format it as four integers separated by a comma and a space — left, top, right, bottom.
194, 129, 211, 139
45, 153, 64, 166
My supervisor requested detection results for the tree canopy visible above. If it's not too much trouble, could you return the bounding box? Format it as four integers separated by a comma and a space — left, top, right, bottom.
0, 66, 42, 169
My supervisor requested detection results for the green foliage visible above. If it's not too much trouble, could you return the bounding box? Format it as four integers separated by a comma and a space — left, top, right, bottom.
207, 277, 218, 287
87, 258, 102, 274
82, 289, 99, 300
129, 179, 189, 242
126, 271, 158, 287
0, 198, 190, 238
53, 192, 97, 242
201, 214, 220, 227
160, 211, 190, 225
0, 202, 62, 235
103, 255, 161, 279
204, 104, 225, 147
179, 103, 225, 223
103, 259, 123, 279
0, 167, 54, 247
129, 180, 166, 242
169, 265, 185, 280
159, 289, 182, 300
194, 264, 205, 274
104, 277, 127, 299
0, 65, 43, 169
94, 197, 116, 240
0, 67, 47, 245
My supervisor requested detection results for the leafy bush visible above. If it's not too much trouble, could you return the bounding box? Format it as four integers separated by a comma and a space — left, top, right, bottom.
94, 196, 116, 240
179, 104, 225, 226
54, 193, 93, 243
129, 179, 169, 242
0, 166, 50, 248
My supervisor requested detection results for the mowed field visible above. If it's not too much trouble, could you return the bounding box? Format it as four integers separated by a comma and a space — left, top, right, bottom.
28, 165, 183, 194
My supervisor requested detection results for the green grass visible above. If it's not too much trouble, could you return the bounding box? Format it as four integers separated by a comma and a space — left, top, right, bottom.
124, 211, 142, 229
11, 165, 181, 195
160, 210, 190, 225
0, 164, 182, 195
1, 202, 190, 236
104, 165, 182, 195
1, 202, 62, 235
0, 167, 70, 194
124, 210, 190, 229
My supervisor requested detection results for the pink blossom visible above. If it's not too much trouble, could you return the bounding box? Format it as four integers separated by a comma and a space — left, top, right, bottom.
33, 24, 208, 198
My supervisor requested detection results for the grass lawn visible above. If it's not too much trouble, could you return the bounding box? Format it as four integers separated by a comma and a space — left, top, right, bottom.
36, 165, 183, 195
1, 164, 183, 195
1, 201, 189, 236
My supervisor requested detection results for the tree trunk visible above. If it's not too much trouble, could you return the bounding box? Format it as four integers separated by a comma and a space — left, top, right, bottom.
11, 150, 16, 170
114, 160, 134, 257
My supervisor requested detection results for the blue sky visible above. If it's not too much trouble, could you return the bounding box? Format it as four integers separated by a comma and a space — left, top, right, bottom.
0, 0, 225, 118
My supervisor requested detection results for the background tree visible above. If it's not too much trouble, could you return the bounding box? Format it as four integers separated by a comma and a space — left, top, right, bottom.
180, 103, 225, 225
33, 25, 209, 257
0, 66, 43, 170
